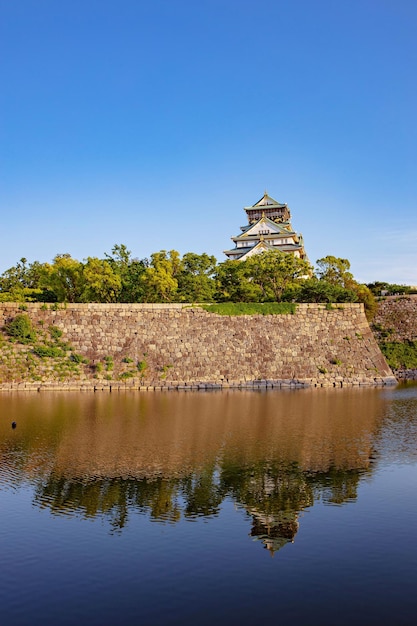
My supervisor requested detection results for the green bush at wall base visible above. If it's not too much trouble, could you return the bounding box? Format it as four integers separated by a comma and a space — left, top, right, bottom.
380, 341, 417, 369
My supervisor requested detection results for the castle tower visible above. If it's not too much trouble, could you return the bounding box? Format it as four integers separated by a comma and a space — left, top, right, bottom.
223, 192, 308, 261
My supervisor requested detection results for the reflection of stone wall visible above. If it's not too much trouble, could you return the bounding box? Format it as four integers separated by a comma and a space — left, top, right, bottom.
0, 303, 394, 388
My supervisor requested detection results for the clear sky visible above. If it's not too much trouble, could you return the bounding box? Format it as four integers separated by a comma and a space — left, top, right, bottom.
1, 0, 416, 284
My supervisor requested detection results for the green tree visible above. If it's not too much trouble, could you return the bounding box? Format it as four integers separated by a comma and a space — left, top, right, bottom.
142, 250, 180, 302
104, 244, 147, 302
177, 252, 217, 302
295, 278, 358, 303
316, 256, 376, 318
82, 257, 122, 302
316, 256, 354, 287
40, 254, 84, 302
244, 251, 311, 301
215, 259, 262, 302
0, 258, 48, 301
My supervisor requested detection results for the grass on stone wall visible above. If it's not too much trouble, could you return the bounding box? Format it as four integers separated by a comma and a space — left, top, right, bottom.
0, 313, 87, 382
380, 341, 417, 370
201, 302, 296, 316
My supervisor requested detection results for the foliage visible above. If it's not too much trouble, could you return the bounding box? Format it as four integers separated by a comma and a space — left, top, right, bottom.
0, 246, 391, 314
33, 345, 65, 358
40, 254, 84, 303
141, 250, 180, 302
202, 302, 296, 315
316, 256, 354, 287
294, 278, 358, 303
69, 352, 87, 364
5, 314, 37, 344
119, 370, 135, 379
314, 256, 376, 319
48, 325, 63, 340
176, 252, 217, 302
105, 244, 147, 302
104, 356, 114, 371
367, 281, 416, 296
244, 250, 311, 301
214, 260, 262, 302
350, 283, 377, 320
380, 341, 417, 370
82, 257, 122, 303
159, 364, 173, 379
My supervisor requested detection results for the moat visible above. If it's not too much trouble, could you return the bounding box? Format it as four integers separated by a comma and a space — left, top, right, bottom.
1, 386, 417, 625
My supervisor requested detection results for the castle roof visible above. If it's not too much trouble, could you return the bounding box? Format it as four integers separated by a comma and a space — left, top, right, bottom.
236, 215, 295, 239
223, 239, 304, 260
246, 191, 287, 210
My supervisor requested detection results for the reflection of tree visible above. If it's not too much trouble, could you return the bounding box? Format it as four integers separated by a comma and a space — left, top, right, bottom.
33, 475, 182, 532
32, 460, 365, 550
181, 465, 222, 518
311, 467, 362, 505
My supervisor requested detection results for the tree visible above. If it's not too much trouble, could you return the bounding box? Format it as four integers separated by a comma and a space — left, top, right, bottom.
82, 257, 122, 302
316, 255, 376, 318
104, 244, 147, 302
142, 250, 180, 302
215, 259, 262, 302
295, 278, 358, 303
316, 256, 354, 288
40, 254, 84, 302
0, 258, 48, 301
244, 251, 311, 301
177, 252, 217, 302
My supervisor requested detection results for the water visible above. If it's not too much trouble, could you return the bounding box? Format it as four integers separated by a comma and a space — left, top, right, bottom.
0, 386, 417, 625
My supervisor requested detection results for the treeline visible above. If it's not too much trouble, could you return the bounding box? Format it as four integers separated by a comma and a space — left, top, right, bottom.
0, 244, 378, 315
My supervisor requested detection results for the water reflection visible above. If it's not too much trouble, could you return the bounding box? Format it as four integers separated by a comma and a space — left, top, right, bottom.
0, 389, 391, 553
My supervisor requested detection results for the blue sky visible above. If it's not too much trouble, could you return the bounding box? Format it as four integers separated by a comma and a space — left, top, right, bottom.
1, 0, 416, 284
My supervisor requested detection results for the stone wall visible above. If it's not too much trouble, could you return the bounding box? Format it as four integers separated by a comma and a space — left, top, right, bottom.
0, 303, 395, 390
373, 296, 417, 342
373, 295, 417, 380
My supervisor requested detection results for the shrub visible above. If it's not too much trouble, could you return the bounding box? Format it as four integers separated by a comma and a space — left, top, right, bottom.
5, 314, 37, 344
33, 345, 65, 358
70, 353, 87, 364
49, 325, 63, 341
104, 356, 114, 371
380, 341, 417, 369
120, 370, 135, 379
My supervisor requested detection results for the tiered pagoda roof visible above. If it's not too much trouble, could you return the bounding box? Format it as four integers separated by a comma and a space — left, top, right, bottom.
224, 192, 308, 261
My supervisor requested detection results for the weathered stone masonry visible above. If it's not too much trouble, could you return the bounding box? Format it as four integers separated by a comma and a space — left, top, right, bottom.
373, 295, 417, 380
0, 303, 395, 390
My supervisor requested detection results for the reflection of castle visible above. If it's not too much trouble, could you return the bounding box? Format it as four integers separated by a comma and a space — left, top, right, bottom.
4, 390, 379, 550
249, 510, 300, 555
29, 464, 362, 552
